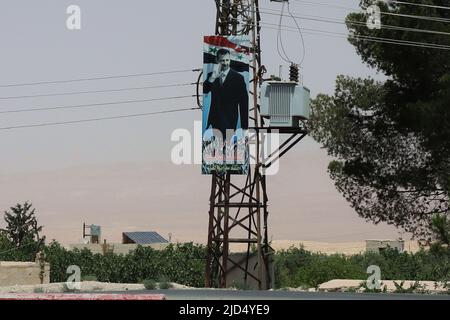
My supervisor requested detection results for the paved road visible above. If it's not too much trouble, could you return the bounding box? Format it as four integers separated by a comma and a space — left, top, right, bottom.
104, 289, 450, 300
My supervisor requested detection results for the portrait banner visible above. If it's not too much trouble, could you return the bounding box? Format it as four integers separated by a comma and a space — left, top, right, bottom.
202, 35, 250, 175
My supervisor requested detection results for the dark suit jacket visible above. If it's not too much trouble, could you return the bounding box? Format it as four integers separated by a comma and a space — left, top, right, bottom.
204, 69, 248, 138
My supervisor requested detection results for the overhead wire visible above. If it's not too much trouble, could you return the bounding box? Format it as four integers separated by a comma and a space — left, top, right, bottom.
260, 6, 450, 25
0, 82, 196, 100
0, 106, 200, 131
387, 0, 450, 11
0, 68, 201, 88
258, 9, 450, 49
277, 1, 292, 64
287, 0, 306, 66
227, 16, 450, 50
294, 0, 450, 10
293, 0, 450, 12
381, 10, 450, 23
264, 23, 450, 50
220, 3, 450, 50
260, 15, 450, 37
3, 2, 450, 130
292, 0, 359, 12
0, 95, 196, 114
0, 242, 39, 255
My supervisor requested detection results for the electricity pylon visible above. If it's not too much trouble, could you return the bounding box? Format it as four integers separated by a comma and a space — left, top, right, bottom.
204, 0, 307, 289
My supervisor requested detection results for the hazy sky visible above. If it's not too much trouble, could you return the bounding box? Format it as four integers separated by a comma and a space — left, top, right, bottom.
0, 1, 401, 244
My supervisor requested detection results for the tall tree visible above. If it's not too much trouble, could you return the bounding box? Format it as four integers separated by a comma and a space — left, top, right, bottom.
310, 1, 450, 240
0, 202, 45, 260
431, 214, 450, 247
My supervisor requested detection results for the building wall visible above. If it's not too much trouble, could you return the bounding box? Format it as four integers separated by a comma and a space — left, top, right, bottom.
0, 261, 50, 286
68, 243, 169, 255
365, 240, 405, 253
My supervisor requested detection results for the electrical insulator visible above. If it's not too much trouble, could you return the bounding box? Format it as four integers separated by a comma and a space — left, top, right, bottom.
289, 63, 299, 83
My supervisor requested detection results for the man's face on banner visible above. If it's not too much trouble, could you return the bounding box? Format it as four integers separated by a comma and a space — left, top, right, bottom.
217, 53, 231, 73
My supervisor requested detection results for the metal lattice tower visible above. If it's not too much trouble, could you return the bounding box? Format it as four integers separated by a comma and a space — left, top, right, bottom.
205, 0, 271, 290
205, 0, 307, 289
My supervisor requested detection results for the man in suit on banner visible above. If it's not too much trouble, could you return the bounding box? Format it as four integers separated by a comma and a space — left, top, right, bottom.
204, 48, 249, 141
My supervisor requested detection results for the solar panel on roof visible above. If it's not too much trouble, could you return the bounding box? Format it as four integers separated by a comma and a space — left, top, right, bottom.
123, 231, 168, 244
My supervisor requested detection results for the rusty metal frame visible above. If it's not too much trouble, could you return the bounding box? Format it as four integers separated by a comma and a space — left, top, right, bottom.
206, 0, 305, 290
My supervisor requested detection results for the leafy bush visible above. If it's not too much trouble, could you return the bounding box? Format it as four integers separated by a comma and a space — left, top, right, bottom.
158, 275, 172, 289
42, 241, 207, 287
25, 240, 450, 289
81, 275, 98, 282
274, 245, 450, 289
143, 279, 156, 290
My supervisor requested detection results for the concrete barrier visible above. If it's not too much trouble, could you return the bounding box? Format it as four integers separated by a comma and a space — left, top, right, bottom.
0, 293, 166, 300
0, 261, 50, 286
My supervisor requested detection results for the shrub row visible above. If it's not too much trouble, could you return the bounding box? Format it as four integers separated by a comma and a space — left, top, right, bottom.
3, 240, 449, 288
43, 241, 207, 287
274, 245, 450, 288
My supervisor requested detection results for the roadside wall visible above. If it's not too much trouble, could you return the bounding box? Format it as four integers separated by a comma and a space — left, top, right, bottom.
0, 261, 50, 286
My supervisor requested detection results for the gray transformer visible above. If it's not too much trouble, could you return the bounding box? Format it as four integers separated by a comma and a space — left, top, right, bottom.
260, 81, 311, 127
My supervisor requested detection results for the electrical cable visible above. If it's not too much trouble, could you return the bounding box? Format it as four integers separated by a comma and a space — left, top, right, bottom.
0, 242, 38, 255
0, 68, 201, 88
0, 95, 196, 114
0, 106, 200, 131
387, 0, 450, 11
260, 17, 450, 38
381, 10, 450, 23
277, 1, 292, 64
0, 82, 196, 100
260, 6, 450, 24
258, 10, 450, 48
260, 23, 450, 50
287, 1, 306, 66
196, 71, 204, 110
221, 4, 450, 42
292, 0, 359, 12
293, 0, 450, 12
228, 16, 450, 50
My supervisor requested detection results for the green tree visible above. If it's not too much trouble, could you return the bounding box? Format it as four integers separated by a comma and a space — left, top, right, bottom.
431, 214, 450, 246
0, 202, 46, 261
310, 1, 450, 240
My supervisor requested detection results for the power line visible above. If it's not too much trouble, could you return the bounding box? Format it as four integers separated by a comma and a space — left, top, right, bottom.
226, 4, 450, 38
261, 23, 450, 50
262, 16, 450, 38
277, 1, 292, 64
0, 242, 37, 255
287, 1, 306, 66
0, 95, 196, 114
389, 1, 450, 11
0, 106, 200, 131
382, 10, 450, 23
261, 6, 450, 25
229, 12, 450, 39
222, 2, 450, 29
293, 0, 450, 12
259, 9, 450, 47
292, 0, 359, 12
0, 68, 202, 88
229, 16, 450, 50
0, 82, 196, 100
